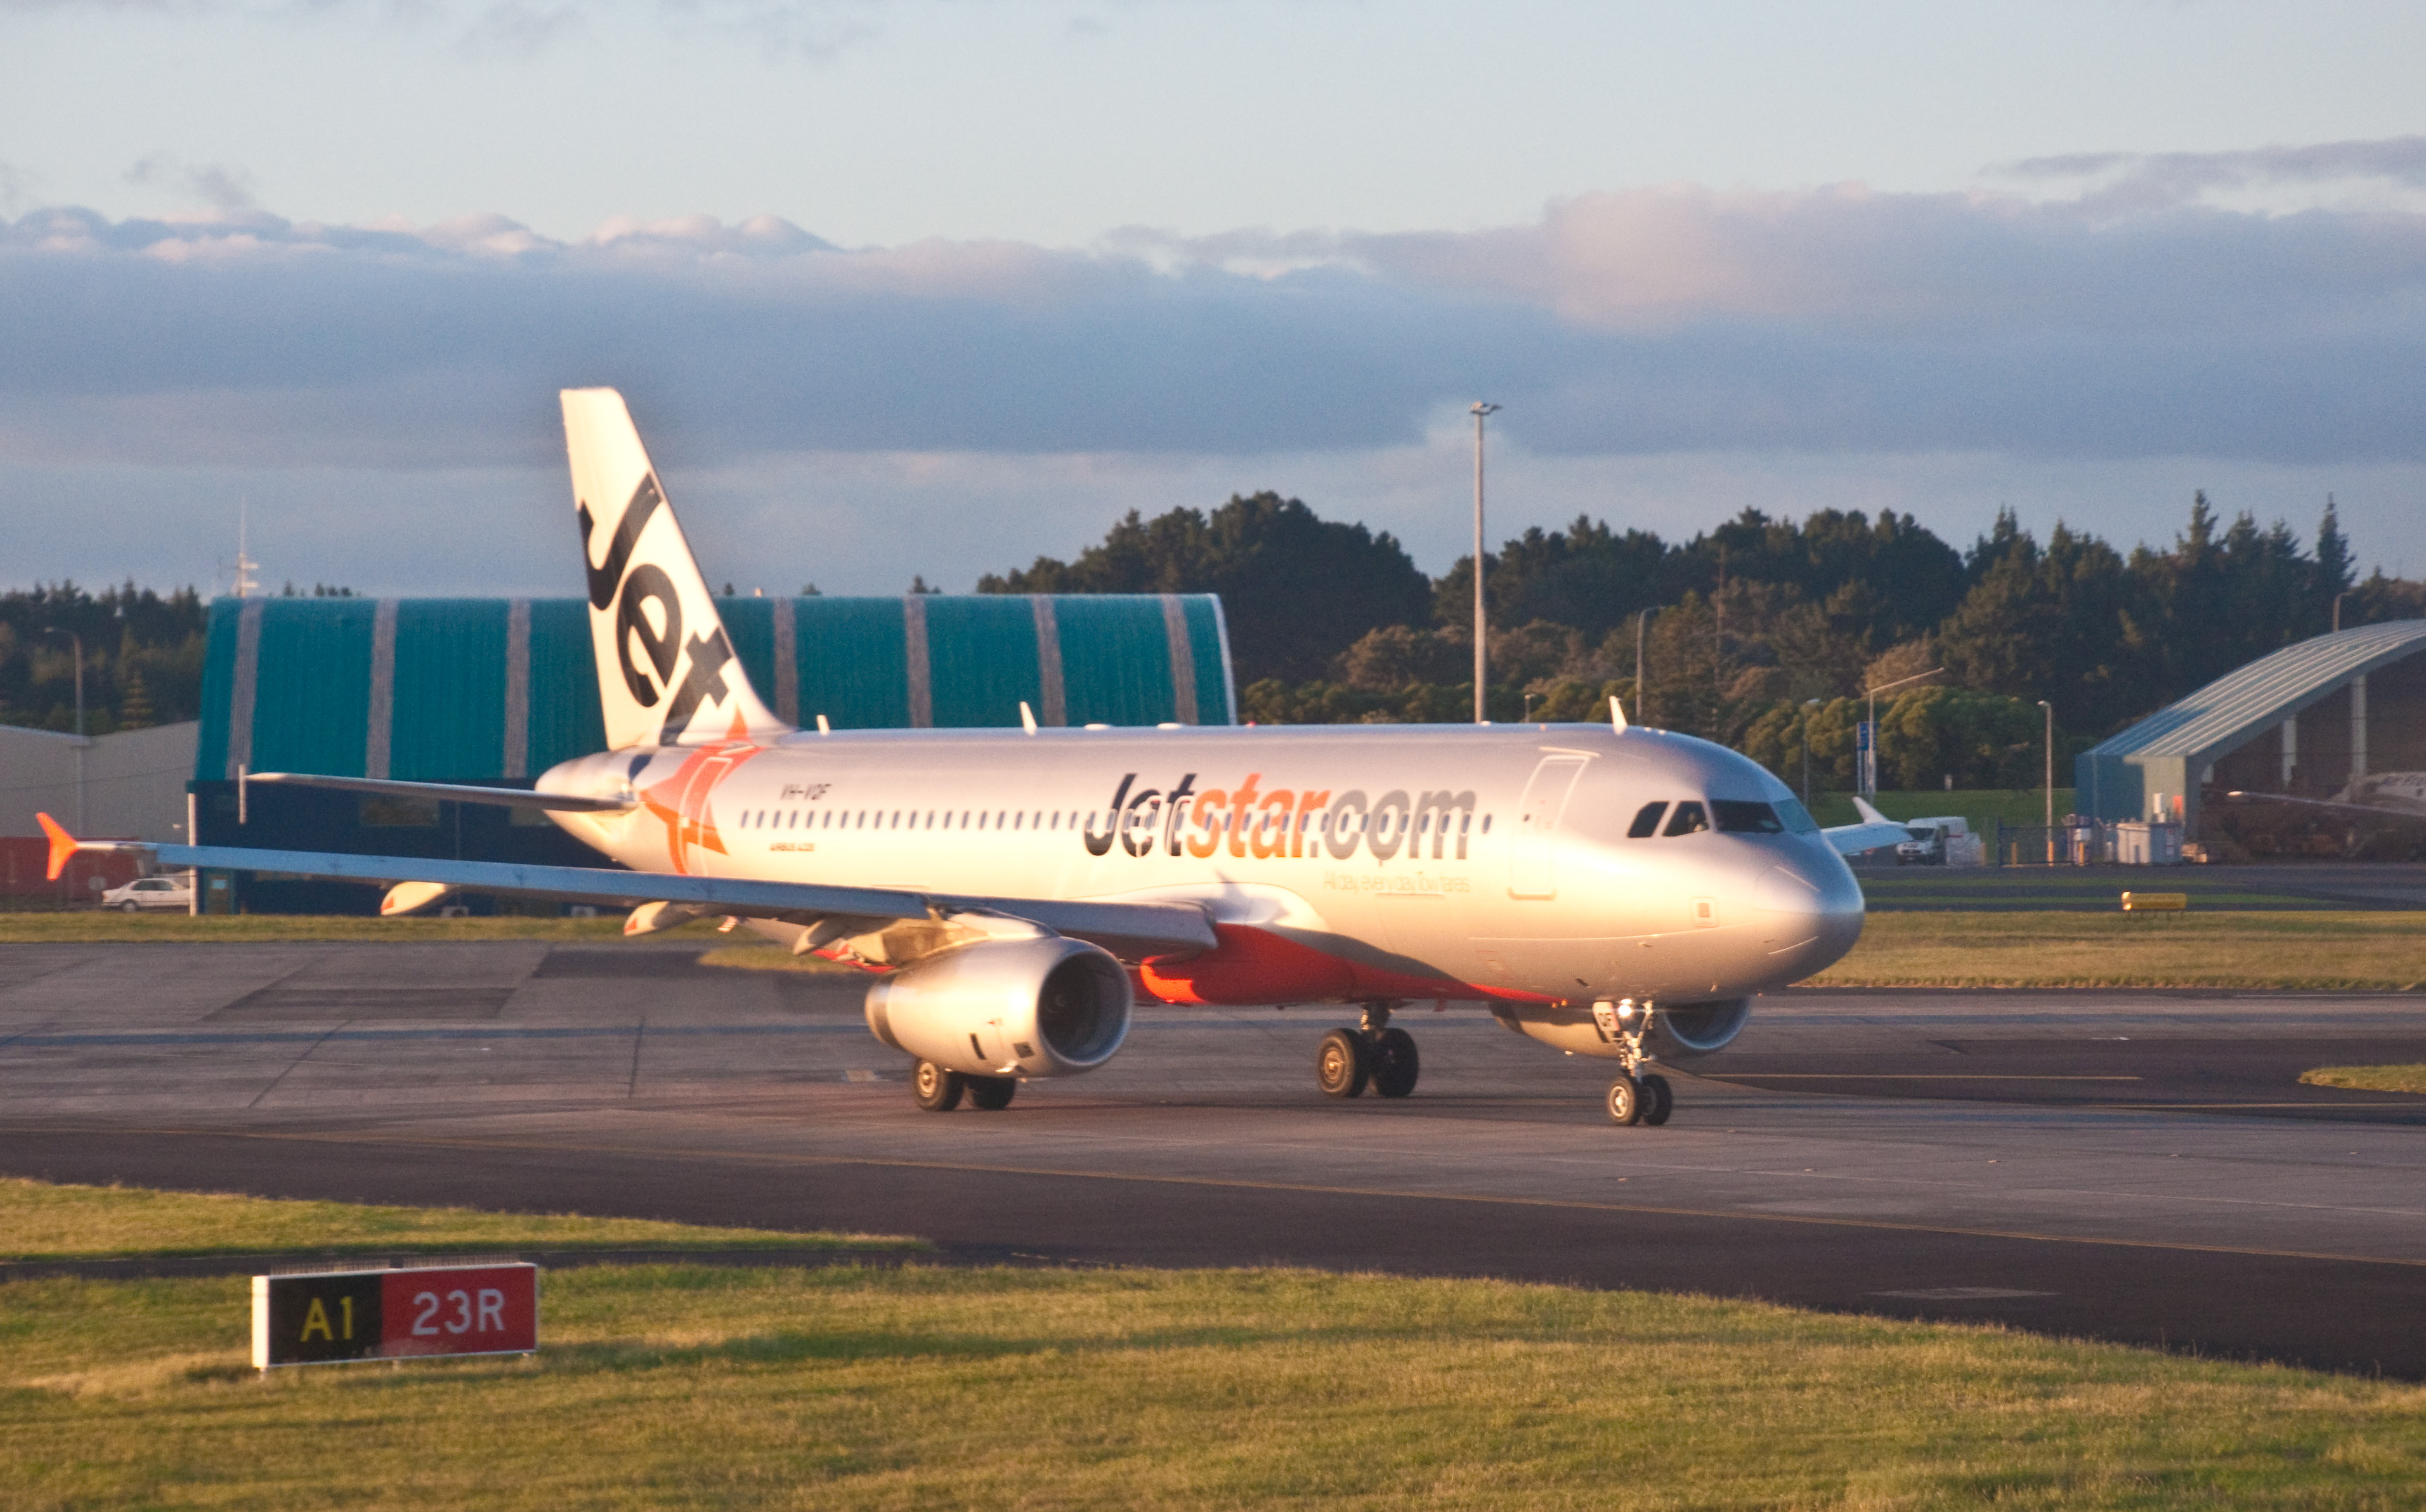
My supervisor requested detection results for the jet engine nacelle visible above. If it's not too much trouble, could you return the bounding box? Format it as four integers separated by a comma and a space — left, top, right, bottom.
1493, 996, 1752, 1061
864, 935, 1131, 1078
1653, 997, 1752, 1057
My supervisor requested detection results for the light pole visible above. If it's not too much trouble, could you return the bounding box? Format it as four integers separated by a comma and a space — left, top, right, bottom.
44, 627, 86, 831
1470, 401, 1499, 725
1634, 608, 1652, 725
1862, 667, 1943, 798
1801, 697, 1821, 809
2038, 699, 2055, 866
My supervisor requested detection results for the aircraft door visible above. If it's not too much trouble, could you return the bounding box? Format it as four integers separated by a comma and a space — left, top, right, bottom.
1509, 755, 1589, 899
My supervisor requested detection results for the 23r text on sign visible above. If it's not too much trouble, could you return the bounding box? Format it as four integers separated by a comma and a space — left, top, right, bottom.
251, 1263, 539, 1369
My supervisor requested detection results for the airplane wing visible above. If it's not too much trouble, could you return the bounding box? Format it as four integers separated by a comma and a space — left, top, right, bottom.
35, 817, 1215, 961
1822, 795, 1914, 857
245, 772, 637, 813
2220, 790, 2426, 826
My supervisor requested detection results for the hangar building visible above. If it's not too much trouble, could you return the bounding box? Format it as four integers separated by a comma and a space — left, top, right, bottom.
190, 593, 1234, 910
2078, 619, 2426, 836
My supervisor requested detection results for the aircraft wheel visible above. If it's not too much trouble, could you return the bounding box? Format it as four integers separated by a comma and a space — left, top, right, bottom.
1315, 1028, 1370, 1098
1640, 1073, 1673, 1126
967, 1075, 1017, 1111
1369, 1027, 1420, 1098
912, 1060, 965, 1112
1606, 1074, 1643, 1126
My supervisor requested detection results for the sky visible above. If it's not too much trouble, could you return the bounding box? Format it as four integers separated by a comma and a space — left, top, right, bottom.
6, 0, 2426, 599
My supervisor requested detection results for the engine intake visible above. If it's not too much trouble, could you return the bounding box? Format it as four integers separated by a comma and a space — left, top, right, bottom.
864, 935, 1131, 1078
1653, 997, 1752, 1056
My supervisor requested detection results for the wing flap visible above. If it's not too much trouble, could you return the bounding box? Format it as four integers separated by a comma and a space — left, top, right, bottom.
247, 772, 635, 813
143, 842, 1216, 958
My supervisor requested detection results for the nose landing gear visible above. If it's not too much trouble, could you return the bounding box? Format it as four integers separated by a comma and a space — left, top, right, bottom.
1595, 998, 1675, 1128
1315, 1003, 1419, 1100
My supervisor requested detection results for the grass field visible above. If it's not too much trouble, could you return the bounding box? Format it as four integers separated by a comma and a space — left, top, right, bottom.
1850, 868, 2387, 913
2301, 1064, 2426, 1094
0, 1179, 917, 1262
696, 942, 862, 974
1810, 910, 2426, 990
6, 1180, 2426, 1509
0, 912, 648, 944
5, 903, 2422, 992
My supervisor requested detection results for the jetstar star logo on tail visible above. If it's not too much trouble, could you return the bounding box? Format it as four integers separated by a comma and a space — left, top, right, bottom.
636, 721, 767, 874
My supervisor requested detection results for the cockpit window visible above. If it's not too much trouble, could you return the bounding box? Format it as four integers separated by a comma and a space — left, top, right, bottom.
1712, 800, 1787, 835
1772, 797, 1821, 834
1663, 801, 1709, 837
1627, 802, 1669, 838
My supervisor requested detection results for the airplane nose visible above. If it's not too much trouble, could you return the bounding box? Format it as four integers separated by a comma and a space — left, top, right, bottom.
1752, 855, 1865, 975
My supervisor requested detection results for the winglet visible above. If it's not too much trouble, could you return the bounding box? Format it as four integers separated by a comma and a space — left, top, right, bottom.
1852, 795, 1891, 825
37, 812, 77, 881
1608, 695, 1628, 733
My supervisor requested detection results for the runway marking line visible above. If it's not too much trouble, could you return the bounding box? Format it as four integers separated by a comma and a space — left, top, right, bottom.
43, 1122, 2426, 1274
1719, 1074, 2144, 1081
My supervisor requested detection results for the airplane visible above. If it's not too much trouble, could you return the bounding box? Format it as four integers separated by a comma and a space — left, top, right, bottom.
2223, 772, 2426, 826
44, 388, 1869, 1126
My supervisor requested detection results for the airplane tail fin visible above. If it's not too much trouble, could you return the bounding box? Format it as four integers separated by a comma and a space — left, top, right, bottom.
37, 812, 77, 881
562, 389, 788, 750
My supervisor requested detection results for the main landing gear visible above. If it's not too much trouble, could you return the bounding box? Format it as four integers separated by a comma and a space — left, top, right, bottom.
1596, 998, 1673, 1128
911, 1060, 1017, 1112
1315, 1003, 1419, 1100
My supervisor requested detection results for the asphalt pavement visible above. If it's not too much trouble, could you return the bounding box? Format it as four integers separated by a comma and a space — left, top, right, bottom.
4, 941, 2423, 1378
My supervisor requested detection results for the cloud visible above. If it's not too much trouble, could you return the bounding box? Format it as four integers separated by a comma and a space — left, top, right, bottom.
1, 0, 889, 60
1990, 136, 2426, 214
122, 153, 260, 211
4, 159, 2426, 473
0, 162, 36, 217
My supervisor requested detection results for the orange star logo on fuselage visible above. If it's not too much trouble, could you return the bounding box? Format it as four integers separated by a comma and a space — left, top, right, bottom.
636, 720, 769, 875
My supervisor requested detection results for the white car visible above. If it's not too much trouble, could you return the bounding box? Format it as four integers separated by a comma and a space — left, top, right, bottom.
100, 874, 194, 912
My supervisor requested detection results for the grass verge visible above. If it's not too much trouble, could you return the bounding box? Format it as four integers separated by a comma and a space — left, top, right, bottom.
8, 905, 2422, 991
1810, 909, 2426, 990
7, 1251, 2426, 1505
696, 942, 863, 974
0, 1178, 920, 1262
2300, 1065, 2426, 1095
0, 913, 661, 944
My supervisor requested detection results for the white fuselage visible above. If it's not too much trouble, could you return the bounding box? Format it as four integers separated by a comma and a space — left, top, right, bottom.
538, 721, 1865, 1008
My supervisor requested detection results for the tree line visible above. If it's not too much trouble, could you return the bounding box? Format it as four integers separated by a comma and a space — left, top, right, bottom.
0, 580, 359, 736
15, 493, 2418, 802
984, 492, 2425, 792
0, 583, 208, 736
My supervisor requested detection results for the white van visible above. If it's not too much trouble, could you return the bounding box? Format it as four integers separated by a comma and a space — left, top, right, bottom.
1895, 817, 1979, 866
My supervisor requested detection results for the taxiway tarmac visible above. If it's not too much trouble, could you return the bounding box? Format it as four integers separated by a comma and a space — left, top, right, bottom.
3, 941, 2423, 1376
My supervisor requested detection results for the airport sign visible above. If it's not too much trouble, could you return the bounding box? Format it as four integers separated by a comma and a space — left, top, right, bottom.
251, 1262, 538, 1369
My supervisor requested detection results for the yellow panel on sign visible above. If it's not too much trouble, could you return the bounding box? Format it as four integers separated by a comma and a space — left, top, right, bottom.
2120, 892, 2188, 912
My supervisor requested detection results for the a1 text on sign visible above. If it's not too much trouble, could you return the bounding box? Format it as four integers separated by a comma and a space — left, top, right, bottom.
251, 1263, 538, 1369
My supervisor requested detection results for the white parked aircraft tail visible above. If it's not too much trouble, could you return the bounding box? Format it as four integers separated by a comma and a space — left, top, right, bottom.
563, 388, 787, 750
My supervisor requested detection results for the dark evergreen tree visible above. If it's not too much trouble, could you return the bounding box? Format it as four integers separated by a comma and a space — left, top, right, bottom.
2313, 496, 2356, 625
979, 492, 1433, 684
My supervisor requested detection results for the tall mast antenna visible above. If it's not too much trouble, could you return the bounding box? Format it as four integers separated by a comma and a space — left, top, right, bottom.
232, 498, 261, 599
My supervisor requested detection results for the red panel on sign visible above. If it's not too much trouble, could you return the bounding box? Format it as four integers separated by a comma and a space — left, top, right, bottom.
379, 1265, 538, 1357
